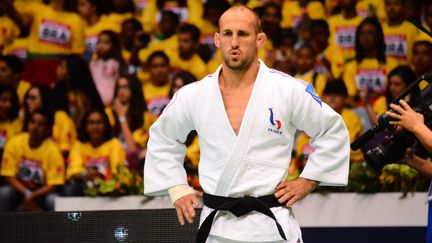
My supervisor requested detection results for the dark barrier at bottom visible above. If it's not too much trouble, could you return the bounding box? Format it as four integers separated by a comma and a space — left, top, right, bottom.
0, 209, 426, 243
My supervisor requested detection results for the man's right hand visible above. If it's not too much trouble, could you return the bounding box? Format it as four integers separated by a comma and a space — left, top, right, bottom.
174, 191, 202, 225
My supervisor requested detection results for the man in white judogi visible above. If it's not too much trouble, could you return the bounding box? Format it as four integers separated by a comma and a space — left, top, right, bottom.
144, 5, 350, 243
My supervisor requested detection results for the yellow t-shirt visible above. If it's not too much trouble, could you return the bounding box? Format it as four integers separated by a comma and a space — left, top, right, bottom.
356, 0, 386, 22
2, 37, 28, 59
83, 16, 117, 59
320, 44, 345, 79
17, 80, 31, 106
295, 107, 364, 163
0, 117, 23, 150
281, 0, 326, 28
140, 0, 202, 33
16, 2, 85, 56
383, 21, 419, 65
67, 138, 126, 180
328, 14, 364, 62
52, 111, 77, 152
142, 82, 171, 117
0, 16, 20, 52
295, 71, 327, 97
372, 95, 388, 115
169, 52, 207, 80
186, 135, 199, 168
139, 34, 178, 63
416, 26, 432, 43
105, 107, 155, 148
0, 133, 65, 186
343, 58, 398, 97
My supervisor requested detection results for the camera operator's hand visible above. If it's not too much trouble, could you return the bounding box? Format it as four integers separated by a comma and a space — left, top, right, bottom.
387, 99, 432, 152
387, 100, 424, 132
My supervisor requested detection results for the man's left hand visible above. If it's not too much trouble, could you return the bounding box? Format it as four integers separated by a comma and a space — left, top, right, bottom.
274, 177, 317, 207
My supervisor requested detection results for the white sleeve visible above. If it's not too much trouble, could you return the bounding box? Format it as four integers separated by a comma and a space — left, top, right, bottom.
144, 86, 196, 196
289, 82, 350, 186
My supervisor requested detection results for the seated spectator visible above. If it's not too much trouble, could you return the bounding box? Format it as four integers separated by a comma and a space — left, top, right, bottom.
55, 55, 104, 128
0, 85, 22, 160
411, 41, 432, 90
343, 17, 397, 108
0, 55, 31, 105
120, 18, 144, 65
106, 75, 155, 171
360, 65, 420, 126
169, 24, 207, 79
0, 0, 22, 55
23, 85, 77, 156
90, 30, 127, 106
272, 28, 297, 76
169, 71, 196, 98
142, 51, 171, 117
281, 0, 326, 29
0, 108, 65, 211
63, 109, 126, 196
103, 0, 136, 33
294, 44, 327, 96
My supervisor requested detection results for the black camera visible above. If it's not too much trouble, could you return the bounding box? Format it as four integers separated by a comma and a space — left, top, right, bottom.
351, 72, 432, 171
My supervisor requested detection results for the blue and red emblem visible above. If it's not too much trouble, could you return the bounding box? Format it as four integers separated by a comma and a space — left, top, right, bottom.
268, 108, 282, 129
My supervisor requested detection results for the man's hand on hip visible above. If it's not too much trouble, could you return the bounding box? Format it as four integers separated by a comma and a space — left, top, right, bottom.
174, 190, 203, 225
274, 177, 317, 207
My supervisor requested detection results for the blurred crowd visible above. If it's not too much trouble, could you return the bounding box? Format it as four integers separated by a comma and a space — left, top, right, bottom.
0, 0, 431, 211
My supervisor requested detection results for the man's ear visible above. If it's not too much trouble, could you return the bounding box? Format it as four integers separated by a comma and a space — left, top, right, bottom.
214, 32, 220, 48
256, 32, 267, 48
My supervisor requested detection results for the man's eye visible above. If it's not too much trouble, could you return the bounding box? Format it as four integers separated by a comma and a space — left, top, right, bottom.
223, 32, 232, 36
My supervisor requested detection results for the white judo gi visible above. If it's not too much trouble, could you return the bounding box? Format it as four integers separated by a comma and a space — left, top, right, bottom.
144, 60, 350, 242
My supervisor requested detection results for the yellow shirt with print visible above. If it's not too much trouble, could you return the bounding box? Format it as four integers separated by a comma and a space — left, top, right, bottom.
343, 58, 398, 98
328, 14, 364, 62
320, 44, 345, 79
67, 138, 126, 180
142, 81, 171, 117
281, 0, 326, 28
295, 71, 327, 97
83, 16, 117, 59
15, 2, 85, 55
383, 21, 418, 65
52, 111, 77, 152
0, 133, 65, 186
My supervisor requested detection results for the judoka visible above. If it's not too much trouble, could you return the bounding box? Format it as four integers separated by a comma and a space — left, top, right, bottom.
144, 5, 350, 243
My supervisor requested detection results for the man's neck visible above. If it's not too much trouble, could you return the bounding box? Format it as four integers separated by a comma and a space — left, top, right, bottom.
28, 137, 44, 149
50, 0, 64, 11
87, 14, 100, 26
343, 8, 357, 19
219, 59, 260, 89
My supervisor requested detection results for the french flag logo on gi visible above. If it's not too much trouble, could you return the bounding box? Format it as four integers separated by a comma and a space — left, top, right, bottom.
268, 108, 282, 135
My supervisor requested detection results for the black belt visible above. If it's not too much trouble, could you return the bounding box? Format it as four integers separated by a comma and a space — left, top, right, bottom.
196, 193, 287, 243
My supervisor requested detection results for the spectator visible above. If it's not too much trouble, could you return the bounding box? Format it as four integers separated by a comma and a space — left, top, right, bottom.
0, 108, 65, 211
0, 85, 22, 161
139, 10, 180, 65
411, 41, 432, 90
140, 0, 202, 34
142, 51, 171, 117
103, 0, 136, 33
23, 85, 77, 156
63, 109, 126, 196
416, 1, 432, 43
169, 24, 207, 79
272, 28, 297, 75
310, 19, 345, 80
294, 44, 327, 96
55, 55, 104, 127
360, 65, 419, 126
281, 0, 326, 29
77, 0, 116, 60
107, 75, 154, 171
343, 17, 398, 107
382, 0, 418, 65
120, 18, 144, 65
90, 30, 127, 106
15, 0, 85, 85
0, 1, 22, 55
0, 55, 30, 105
169, 71, 196, 98
328, 0, 364, 62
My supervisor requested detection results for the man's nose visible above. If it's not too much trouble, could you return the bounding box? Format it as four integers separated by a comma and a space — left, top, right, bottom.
231, 35, 240, 48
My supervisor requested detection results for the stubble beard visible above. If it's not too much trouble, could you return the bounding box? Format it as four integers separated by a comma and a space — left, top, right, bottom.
223, 55, 252, 71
